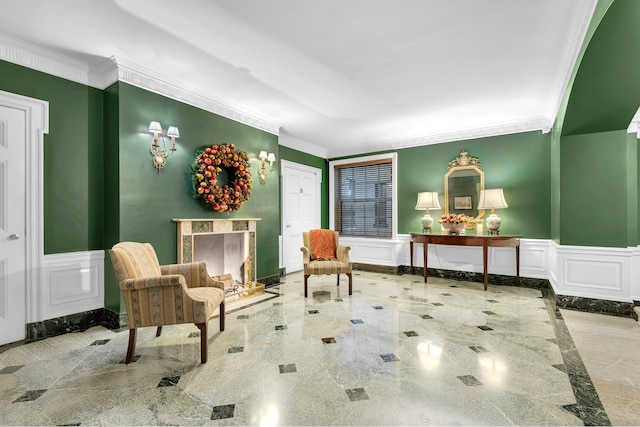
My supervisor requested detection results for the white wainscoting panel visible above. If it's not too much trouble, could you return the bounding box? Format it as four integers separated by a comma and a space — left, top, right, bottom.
554, 245, 634, 302
40, 250, 104, 321
340, 237, 401, 266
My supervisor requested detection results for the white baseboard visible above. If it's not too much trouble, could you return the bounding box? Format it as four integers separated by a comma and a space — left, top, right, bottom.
40, 250, 105, 321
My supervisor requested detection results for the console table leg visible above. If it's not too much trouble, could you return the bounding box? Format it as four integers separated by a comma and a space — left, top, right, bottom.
516, 245, 520, 286
410, 241, 414, 275
483, 244, 488, 291
423, 243, 429, 283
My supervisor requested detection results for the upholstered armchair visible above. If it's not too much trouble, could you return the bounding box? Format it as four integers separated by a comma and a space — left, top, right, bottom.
301, 230, 352, 297
109, 242, 225, 364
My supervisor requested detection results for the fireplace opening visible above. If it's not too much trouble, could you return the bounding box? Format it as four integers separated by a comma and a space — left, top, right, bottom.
193, 233, 246, 285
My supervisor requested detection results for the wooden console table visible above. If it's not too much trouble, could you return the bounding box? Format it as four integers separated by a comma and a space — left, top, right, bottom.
409, 233, 521, 290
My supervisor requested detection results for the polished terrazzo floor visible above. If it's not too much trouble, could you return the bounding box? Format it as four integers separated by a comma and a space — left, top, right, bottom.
0, 271, 638, 426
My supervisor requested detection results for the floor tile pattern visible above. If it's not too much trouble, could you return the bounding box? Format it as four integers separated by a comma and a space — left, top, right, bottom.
0, 271, 632, 425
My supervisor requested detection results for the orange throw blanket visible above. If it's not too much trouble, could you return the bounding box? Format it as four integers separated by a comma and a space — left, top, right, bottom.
310, 229, 337, 260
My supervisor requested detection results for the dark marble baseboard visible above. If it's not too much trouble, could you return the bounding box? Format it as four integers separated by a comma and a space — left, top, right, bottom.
553, 292, 635, 318
397, 265, 549, 290
353, 263, 399, 275
25, 308, 123, 342
260, 273, 282, 287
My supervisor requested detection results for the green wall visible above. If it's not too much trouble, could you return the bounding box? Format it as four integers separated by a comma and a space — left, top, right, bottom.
278, 145, 329, 229
0, 60, 104, 254
563, 0, 640, 136
114, 82, 280, 268
560, 130, 631, 246
396, 131, 552, 238
555, 0, 640, 248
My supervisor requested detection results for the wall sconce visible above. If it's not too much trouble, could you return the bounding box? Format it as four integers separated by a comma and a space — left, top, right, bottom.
258, 150, 276, 184
415, 191, 441, 233
477, 188, 508, 234
148, 121, 179, 171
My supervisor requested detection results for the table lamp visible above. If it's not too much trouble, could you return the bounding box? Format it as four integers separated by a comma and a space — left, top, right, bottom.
477, 188, 508, 234
415, 192, 441, 233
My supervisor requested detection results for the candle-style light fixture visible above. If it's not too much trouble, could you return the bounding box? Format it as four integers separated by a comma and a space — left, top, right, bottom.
477, 188, 508, 234
415, 191, 441, 232
148, 121, 179, 172
258, 150, 276, 184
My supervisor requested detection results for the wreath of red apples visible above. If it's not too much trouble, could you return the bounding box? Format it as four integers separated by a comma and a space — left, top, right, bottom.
192, 143, 252, 213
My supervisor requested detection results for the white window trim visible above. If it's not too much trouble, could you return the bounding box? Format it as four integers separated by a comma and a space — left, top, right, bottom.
329, 152, 398, 240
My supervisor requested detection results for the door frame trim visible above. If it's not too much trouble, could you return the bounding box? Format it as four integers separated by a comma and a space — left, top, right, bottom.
280, 160, 322, 272
0, 90, 49, 324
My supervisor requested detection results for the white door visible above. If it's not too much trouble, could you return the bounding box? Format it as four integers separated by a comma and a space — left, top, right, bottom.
0, 105, 27, 345
281, 161, 321, 273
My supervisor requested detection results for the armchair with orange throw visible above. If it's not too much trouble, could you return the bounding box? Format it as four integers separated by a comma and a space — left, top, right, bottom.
301, 229, 352, 297
109, 242, 225, 364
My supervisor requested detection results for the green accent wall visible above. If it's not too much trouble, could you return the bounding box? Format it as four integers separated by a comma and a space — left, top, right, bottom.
563, 0, 640, 136
104, 82, 280, 311
560, 130, 630, 246
397, 131, 552, 238
278, 145, 329, 229
0, 60, 104, 254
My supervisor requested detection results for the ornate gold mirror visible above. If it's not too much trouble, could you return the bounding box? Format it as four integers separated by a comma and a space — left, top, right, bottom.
444, 151, 485, 220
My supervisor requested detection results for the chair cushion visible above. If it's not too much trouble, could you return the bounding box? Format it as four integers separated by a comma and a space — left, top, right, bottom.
187, 287, 225, 318
310, 229, 337, 260
307, 259, 350, 275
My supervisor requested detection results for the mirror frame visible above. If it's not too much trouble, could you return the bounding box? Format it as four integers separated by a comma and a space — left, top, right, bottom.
444, 151, 485, 219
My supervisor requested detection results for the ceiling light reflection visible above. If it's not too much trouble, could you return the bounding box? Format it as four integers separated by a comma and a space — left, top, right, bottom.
417, 341, 442, 370
258, 403, 279, 427
478, 354, 507, 386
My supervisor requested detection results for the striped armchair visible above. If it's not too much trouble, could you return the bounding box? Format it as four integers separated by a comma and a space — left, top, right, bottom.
301, 230, 352, 297
109, 242, 225, 364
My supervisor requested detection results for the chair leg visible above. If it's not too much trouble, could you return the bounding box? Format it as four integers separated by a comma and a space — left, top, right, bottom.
220, 301, 225, 331
196, 322, 208, 363
125, 328, 137, 364
304, 274, 310, 297
347, 273, 353, 295
156, 326, 162, 337
337, 274, 340, 286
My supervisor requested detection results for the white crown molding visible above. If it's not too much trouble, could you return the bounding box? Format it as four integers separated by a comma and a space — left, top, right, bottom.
0, 34, 280, 135
326, 116, 552, 159
0, 34, 91, 86
278, 132, 328, 158
547, 0, 599, 121
111, 57, 280, 136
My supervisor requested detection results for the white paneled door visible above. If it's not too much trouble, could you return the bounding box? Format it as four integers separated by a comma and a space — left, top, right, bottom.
281, 161, 321, 273
0, 105, 26, 345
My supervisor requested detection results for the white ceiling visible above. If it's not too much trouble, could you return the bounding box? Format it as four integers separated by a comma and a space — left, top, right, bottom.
0, 0, 596, 157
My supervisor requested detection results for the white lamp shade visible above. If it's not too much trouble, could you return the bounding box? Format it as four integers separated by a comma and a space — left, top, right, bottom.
415, 192, 441, 210
148, 121, 162, 133
477, 188, 508, 209
259, 150, 268, 160
166, 126, 180, 138
267, 152, 276, 162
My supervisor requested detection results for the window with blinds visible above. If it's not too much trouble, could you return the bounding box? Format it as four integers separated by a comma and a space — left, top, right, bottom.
334, 159, 392, 238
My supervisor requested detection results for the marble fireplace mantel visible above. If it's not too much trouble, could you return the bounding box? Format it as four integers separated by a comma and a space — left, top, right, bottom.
173, 218, 261, 284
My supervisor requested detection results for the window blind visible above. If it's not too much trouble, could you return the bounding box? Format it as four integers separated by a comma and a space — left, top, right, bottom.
334, 159, 392, 238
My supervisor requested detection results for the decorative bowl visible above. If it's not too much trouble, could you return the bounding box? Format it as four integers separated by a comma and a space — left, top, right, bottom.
442, 222, 465, 235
